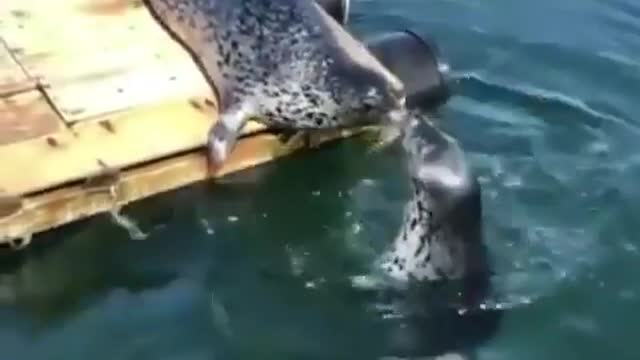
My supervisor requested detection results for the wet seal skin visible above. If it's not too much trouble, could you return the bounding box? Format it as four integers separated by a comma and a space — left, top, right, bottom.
381, 111, 487, 285
355, 110, 503, 359
142, 0, 408, 174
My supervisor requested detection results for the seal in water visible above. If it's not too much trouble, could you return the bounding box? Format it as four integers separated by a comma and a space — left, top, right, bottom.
379, 110, 489, 286
142, 0, 407, 172
365, 111, 500, 359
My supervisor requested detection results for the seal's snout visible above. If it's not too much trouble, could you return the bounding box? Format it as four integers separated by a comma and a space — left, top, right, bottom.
382, 76, 408, 124
386, 106, 408, 125
403, 113, 472, 198
389, 80, 406, 104
384, 76, 406, 109
384, 84, 409, 125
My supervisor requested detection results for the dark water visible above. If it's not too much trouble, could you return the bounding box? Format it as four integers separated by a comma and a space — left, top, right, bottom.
2, 0, 640, 358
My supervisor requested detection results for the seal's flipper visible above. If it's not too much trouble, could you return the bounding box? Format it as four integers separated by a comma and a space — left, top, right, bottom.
277, 130, 312, 149
276, 128, 345, 156
268, 130, 311, 159
207, 104, 254, 174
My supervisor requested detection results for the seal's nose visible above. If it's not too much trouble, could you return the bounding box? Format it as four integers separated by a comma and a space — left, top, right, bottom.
386, 106, 408, 124
390, 72, 406, 95
384, 80, 406, 111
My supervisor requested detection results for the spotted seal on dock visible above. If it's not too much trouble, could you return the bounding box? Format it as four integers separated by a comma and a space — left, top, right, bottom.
142, 0, 407, 172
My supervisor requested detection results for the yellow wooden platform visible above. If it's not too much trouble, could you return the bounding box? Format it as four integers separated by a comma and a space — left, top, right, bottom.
0, 0, 363, 247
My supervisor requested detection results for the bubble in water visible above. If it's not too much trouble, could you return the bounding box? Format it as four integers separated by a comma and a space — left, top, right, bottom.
352, 222, 362, 235
350, 274, 385, 290
361, 178, 377, 187
304, 278, 326, 289
503, 174, 523, 188
587, 141, 609, 156
622, 242, 638, 254
286, 245, 306, 277
200, 219, 215, 235
618, 289, 636, 301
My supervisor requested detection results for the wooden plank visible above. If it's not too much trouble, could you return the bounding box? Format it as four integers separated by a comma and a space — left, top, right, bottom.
0, 0, 371, 246
0, 89, 62, 146
0, 128, 365, 245
44, 60, 211, 122
0, 96, 266, 197
0, 0, 213, 122
0, 38, 34, 96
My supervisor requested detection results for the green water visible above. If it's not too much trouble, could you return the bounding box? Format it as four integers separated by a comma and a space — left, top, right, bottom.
2, 0, 640, 358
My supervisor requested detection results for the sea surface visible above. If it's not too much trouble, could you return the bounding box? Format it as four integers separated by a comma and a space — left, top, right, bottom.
1, 0, 639, 359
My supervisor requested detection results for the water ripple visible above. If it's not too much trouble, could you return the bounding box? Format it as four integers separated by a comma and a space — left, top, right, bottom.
452, 72, 639, 133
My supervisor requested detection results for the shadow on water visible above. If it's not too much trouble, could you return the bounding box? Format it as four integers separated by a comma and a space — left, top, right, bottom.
0, 136, 504, 359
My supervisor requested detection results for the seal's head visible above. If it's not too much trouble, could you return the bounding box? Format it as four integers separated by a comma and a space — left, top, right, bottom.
333, 61, 408, 127
402, 113, 472, 197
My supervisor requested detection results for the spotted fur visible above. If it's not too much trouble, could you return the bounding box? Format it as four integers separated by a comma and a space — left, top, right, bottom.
380, 110, 485, 284
143, 0, 407, 166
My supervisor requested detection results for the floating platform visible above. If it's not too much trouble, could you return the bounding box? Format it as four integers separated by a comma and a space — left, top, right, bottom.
0, 0, 363, 248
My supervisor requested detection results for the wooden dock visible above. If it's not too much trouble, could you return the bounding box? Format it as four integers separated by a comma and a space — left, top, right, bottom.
0, 0, 362, 248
